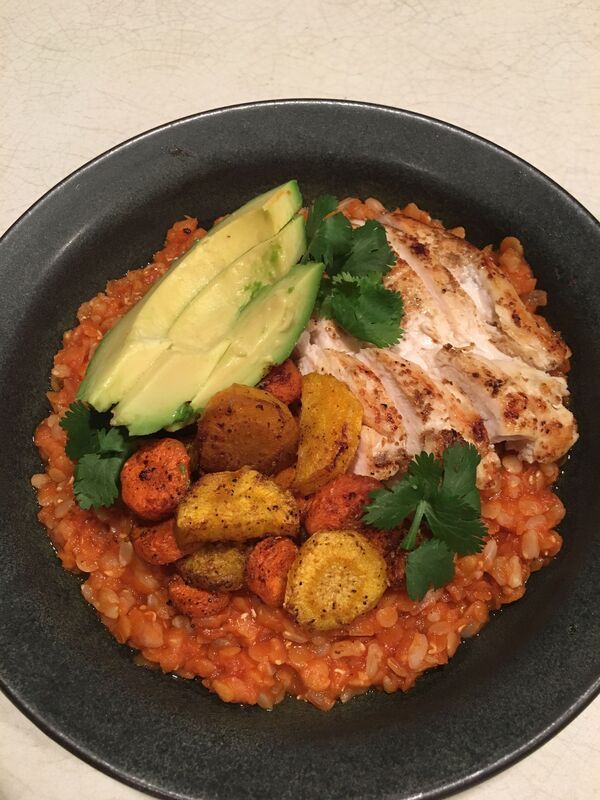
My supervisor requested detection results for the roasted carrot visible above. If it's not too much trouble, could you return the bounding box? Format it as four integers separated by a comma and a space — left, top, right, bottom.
120, 438, 190, 521
259, 359, 302, 405
304, 474, 383, 535
167, 575, 229, 619
365, 528, 405, 589
131, 518, 185, 565
246, 537, 299, 607
273, 465, 296, 491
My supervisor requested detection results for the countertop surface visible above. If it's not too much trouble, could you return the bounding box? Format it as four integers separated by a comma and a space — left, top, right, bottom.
1, 0, 599, 798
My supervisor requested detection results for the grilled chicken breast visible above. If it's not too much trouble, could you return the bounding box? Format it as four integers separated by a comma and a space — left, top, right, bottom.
382, 213, 570, 372
295, 207, 577, 484
358, 349, 500, 488
435, 345, 574, 463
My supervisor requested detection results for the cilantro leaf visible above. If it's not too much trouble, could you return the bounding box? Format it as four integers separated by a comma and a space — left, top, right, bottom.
328, 273, 403, 347
342, 220, 396, 277
363, 483, 421, 529
442, 442, 481, 511
97, 427, 131, 456
60, 401, 135, 510
314, 280, 334, 318
307, 213, 353, 275
426, 490, 487, 555
304, 195, 404, 347
60, 401, 101, 460
362, 442, 486, 597
406, 539, 455, 601
61, 403, 131, 461
74, 454, 124, 509
398, 452, 444, 549
401, 499, 427, 551
407, 452, 443, 498
305, 195, 338, 242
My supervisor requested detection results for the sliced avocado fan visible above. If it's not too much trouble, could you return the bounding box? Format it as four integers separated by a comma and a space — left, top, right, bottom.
78, 180, 302, 411
111, 215, 308, 434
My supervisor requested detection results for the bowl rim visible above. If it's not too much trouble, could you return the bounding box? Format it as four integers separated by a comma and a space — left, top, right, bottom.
2, 98, 598, 244
1, 97, 599, 800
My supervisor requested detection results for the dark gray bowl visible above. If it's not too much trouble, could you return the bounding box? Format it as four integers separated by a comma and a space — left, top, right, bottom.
0, 100, 598, 800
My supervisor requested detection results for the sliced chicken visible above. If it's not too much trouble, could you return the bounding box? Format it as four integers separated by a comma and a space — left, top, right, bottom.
382, 226, 507, 363
435, 346, 577, 463
303, 318, 361, 355
382, 255, 454, 366
382, 213, 569, 372
358, 348, 500, 489
352, 425, 407, 481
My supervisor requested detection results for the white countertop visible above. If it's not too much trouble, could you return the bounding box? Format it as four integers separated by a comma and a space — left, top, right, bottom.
1, 1, 598, 798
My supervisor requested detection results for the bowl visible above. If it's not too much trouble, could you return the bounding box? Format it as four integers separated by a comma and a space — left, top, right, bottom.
1, 99, 599, 800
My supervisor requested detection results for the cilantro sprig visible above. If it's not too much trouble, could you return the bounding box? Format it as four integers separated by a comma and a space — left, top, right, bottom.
303, 196, 403, 346
327, 273, 404, 348
60, 402, 135, 509
364, 443, 487, 600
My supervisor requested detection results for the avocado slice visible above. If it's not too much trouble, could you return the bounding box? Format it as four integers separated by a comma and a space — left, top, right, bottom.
110, 216, 307, 435
191, 261, 324, 413
111, 343, 229, 435
78, 180, 302, 411
168, 214, 306, 350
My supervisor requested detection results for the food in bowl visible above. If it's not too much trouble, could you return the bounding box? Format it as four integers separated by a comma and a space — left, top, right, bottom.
32, 181, 576, 709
